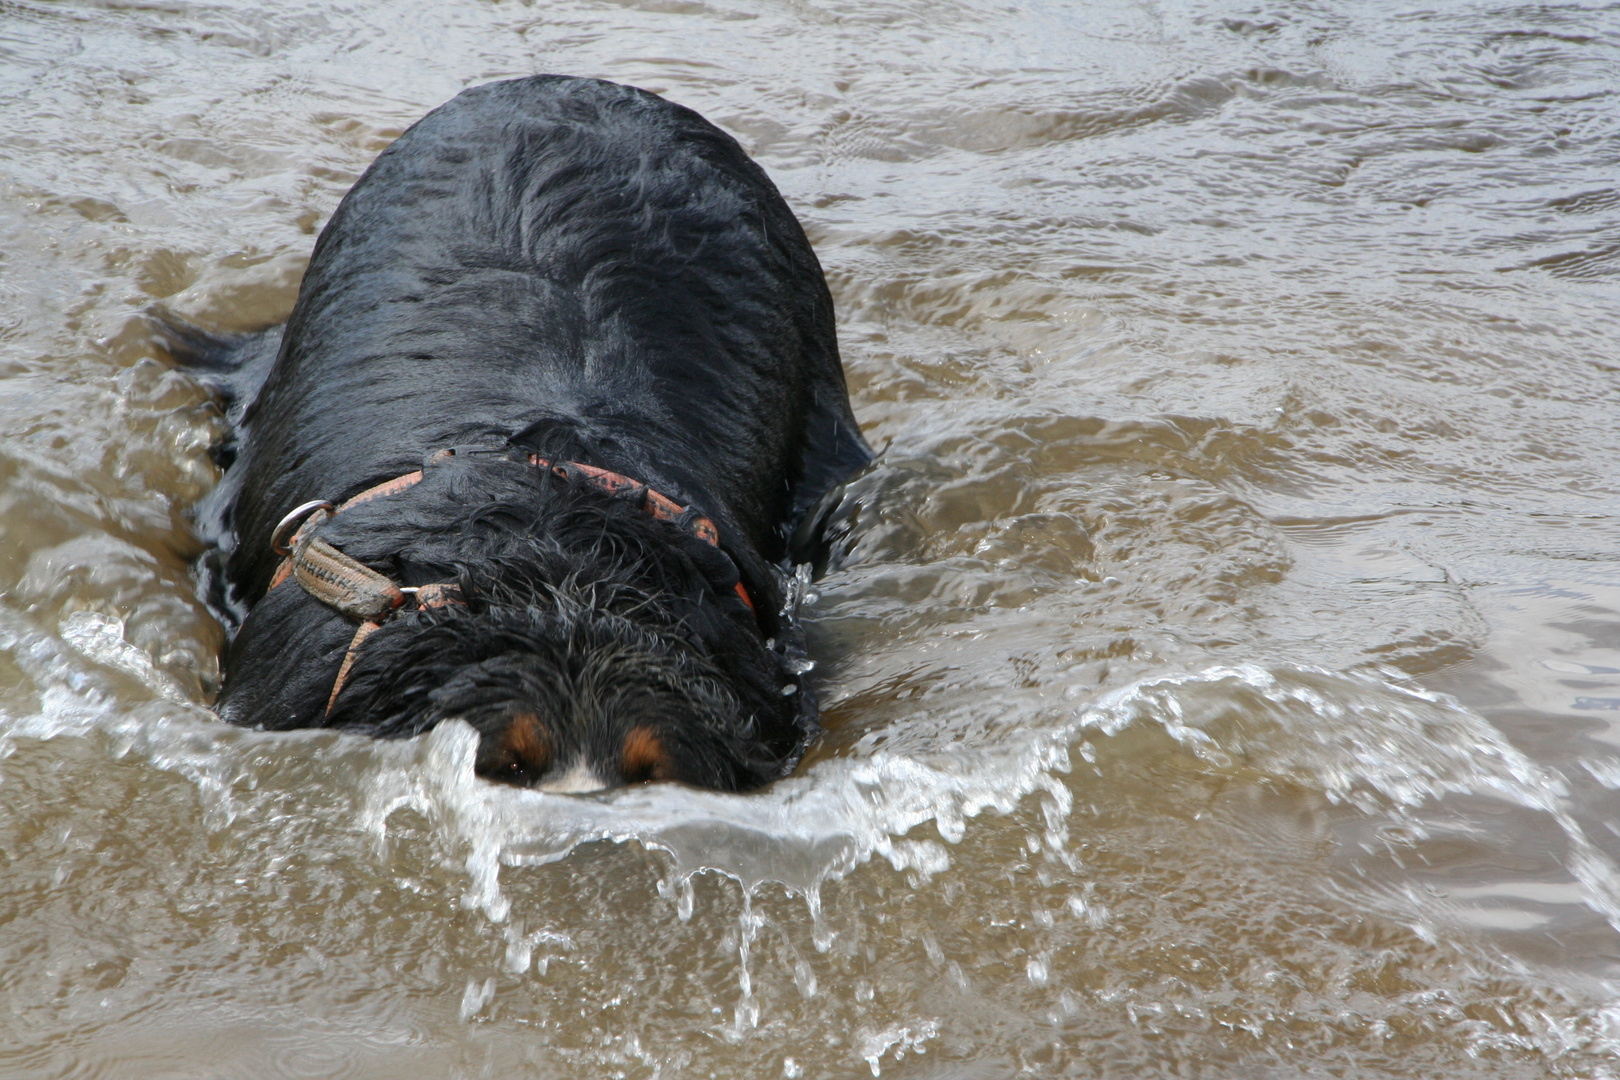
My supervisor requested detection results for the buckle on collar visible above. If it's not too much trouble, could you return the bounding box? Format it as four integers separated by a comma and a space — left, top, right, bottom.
271, 500, 336, 557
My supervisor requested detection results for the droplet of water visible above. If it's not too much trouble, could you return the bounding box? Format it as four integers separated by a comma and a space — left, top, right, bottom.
793, 958, 817, 999
458, 976, 495, 1021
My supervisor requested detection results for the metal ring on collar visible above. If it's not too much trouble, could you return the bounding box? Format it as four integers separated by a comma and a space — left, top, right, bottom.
271, 500, 337, 557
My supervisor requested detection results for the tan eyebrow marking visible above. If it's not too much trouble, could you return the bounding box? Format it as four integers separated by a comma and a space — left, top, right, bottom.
504, 713, 551, 766
621, 726, 670, 782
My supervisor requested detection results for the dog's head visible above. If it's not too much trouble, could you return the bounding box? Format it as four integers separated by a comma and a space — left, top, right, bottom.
344, 599, 795, 791
317, 461, 807, 792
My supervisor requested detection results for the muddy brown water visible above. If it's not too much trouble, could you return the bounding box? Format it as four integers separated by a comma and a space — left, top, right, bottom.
4, 0, 1620, 1076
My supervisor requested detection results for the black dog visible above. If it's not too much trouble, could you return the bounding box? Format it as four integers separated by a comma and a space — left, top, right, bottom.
162, 76, 870, 792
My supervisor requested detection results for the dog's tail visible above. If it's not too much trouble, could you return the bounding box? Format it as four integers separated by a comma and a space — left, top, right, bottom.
147, 309, 284, 420
149, 311, 287, 625
149, 312, 245, 371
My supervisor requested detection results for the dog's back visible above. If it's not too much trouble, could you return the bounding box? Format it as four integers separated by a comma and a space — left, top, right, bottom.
223, 76, 866, 603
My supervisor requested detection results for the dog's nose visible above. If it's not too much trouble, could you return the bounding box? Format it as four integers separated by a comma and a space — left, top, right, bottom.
535, 760, 610, 794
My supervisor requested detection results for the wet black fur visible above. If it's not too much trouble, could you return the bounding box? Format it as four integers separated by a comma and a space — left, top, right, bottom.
160, 76, 870, 791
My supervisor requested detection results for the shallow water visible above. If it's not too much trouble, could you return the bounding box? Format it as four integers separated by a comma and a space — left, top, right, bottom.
4, 0, 1620, 1076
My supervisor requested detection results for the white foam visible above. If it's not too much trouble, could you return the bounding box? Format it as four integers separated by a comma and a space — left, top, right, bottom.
857, 1020, 938, 1076
58, 609, 190, 704
329, 662, 1619, 958
0, 604, 240, 819
1080, 664, 1620, 934
9, 592, 1620, 1029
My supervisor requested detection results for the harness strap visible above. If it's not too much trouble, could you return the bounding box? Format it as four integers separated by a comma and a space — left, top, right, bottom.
545, 458, 721, 546
291, 525, 406, 621
326, 620, 382, 717
266, 450, 757, 715
323, 582, 465, 716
